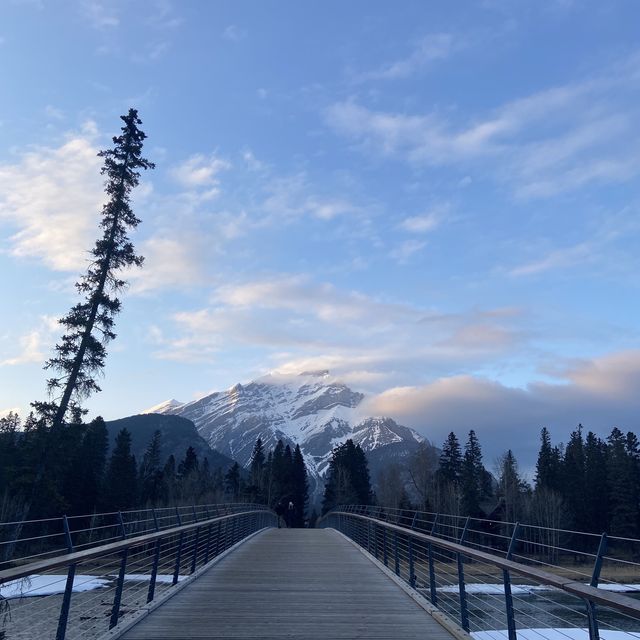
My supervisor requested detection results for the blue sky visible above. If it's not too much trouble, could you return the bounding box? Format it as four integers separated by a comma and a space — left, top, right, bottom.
1, 0, 640, 468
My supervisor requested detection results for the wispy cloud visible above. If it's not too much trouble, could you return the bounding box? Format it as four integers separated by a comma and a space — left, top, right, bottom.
222, 25, 247, 42
82, 0, 119, 29
170, 153, 230, 198
356, 33, 457, 82
327, 52, 640, 198
0, 316, 58, 367
260, 174, 362, 223
400, 204, 450, 234
390, 239, 426, 263
154, 273, 530, 382
509, 242, 592, 277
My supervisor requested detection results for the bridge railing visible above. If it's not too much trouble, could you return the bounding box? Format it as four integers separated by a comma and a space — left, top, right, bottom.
0, 502, 261, 570
320, 506, 640, 640
0, 504, 277, 640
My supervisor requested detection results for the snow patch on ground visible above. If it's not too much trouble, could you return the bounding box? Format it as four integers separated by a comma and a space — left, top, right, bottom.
438, 583, 640, 595
0, 574, 185, 599
472, 630, 640, 640
0, 575, 109, 599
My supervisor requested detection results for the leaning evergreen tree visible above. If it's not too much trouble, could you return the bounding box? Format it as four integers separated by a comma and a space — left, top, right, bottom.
34, 109, 154, 430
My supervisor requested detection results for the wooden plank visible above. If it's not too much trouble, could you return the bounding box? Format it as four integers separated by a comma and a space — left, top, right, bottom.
120, 528, 459, 640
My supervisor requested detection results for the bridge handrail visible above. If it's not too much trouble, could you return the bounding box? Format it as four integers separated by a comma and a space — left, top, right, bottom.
325, 510, 640, 621
0, 508, 271, 585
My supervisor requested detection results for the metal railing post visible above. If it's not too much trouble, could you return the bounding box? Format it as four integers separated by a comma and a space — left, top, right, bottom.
503, 522, 520, 640
383, 527, 388, 566
173, 507, 184, 586
587, 533, 608, 640
109, 512, 129, 629
409, 513, 418, 588
147, 509, 162, 603
190, 506, 200, 574
394, 531, 400, 576
428, 514, 438, 605
457, 516, 470, 632
55, 515, 75, 640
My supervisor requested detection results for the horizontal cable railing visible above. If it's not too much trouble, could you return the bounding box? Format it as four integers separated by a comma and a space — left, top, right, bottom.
0, 503, 261, 570
319, 506, 640, 640
0, 504, 277, 640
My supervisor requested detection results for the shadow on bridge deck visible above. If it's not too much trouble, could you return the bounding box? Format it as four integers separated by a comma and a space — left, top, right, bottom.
120, 528, 460, 640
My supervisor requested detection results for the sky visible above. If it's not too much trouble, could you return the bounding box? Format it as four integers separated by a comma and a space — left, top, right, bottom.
1, 0, 640, 473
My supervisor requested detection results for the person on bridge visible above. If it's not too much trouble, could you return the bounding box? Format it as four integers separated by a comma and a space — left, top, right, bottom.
275, 501, 285, 528
287, 501, 294, 528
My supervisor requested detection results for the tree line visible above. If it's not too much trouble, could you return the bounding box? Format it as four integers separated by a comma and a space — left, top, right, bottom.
377, 425, 640, 539
0, 412, 246, 522
245, 438, 309, 528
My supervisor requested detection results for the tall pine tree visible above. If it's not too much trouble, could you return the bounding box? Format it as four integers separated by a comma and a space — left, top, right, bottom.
35, 110, 154, 429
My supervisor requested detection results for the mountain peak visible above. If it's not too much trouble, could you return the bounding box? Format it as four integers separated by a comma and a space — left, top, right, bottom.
152, 374, 425, 500
141, 398, 184, 414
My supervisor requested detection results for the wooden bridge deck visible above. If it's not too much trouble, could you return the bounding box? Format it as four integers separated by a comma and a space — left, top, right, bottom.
120, 528, 459, 640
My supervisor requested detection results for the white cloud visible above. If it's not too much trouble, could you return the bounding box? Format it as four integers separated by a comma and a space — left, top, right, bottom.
260, 174, 361, 223
0, 316, 58, 367
357, 33, 457, 82
360, 349, 640, 469
327, 54, 640, 197
170, 154, 230, 196
222, 25, 247, 42
128, 235, 207, 294
509, 242, 592, 277
400, 204, 449, 234
155, 273, 529, 383
0, 131, 104, 271
82, 0, 119, 29
390, 239, 426, 263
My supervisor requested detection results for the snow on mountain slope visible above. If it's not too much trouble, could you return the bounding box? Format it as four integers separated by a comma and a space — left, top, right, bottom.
146, 371, 424, 490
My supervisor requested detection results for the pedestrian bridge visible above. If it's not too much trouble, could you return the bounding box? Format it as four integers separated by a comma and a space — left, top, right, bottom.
2, 505, 640, 640
120, 528, 456, 640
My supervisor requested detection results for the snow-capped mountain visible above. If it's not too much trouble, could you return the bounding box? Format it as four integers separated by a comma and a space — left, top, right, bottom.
144, 371, 424, 495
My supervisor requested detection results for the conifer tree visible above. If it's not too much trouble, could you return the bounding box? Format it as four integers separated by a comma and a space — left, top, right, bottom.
438, 432, 463, 485
322, 439, 373, 514
584, 431, 609, 533
35, 109, 154, 430
250, 438, 265, 488
225, 462, 241, 501
460, 430, 488, 517
535, 427, 562, 492
291, 444, 309, 527
497, 450, 528, 524
104, 428, 137, 510
139, 430, 163, 505
63, 417, 109, 515
178, 446, 199, 477
562, 425, 587, 532
607, 427, 638, 536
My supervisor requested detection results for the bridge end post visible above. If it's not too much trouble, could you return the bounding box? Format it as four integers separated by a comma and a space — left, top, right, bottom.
55, 515, 75, 640
456, 516, 471, 633
503, 522, 520, 640
587, 532, 608, 640
147, 509, 162, 604
109, 512, 129, 630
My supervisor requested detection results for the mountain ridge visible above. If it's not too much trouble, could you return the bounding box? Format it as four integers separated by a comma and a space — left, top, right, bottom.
143, 371, 426, 498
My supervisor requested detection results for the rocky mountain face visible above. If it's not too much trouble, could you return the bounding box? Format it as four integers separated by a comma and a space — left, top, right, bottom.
144, 371, 424, 497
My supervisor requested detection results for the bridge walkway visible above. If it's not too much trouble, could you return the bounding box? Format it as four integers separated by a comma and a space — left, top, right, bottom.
120, 527, 459, 640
